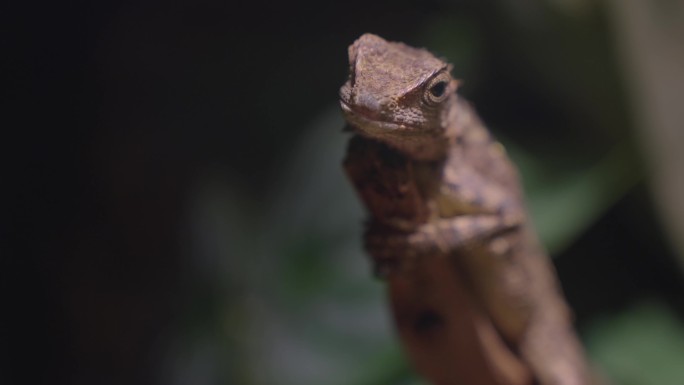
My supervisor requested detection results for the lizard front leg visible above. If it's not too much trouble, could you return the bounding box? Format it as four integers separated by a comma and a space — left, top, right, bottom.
366, 161, 525, 261
366, 214, 521, 277
429, 162, 539, 342
438, 165, 589, 385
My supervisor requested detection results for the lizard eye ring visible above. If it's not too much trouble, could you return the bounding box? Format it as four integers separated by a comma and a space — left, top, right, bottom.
424, 72, 451, 105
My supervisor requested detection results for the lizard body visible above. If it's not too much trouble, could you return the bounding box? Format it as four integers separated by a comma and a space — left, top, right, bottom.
341, 34, 589, 385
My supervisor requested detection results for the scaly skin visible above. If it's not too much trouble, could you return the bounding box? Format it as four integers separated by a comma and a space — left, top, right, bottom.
341, 33, 590, 385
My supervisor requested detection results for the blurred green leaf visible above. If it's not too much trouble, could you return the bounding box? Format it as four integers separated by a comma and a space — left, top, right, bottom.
586, 301, 684, 385
505, 140, 642, 255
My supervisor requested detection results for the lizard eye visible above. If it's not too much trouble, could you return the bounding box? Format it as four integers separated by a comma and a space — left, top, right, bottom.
424, 72, 451, 105
430, 81, 446, 97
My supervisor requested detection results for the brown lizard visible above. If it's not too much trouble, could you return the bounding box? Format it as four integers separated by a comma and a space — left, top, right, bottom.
340, 33, 590, 385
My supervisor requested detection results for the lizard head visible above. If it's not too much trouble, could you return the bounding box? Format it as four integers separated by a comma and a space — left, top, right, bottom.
339, 33, 459, 160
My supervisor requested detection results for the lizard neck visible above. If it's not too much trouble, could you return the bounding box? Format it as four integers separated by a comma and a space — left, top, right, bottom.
401, 94, 464, 162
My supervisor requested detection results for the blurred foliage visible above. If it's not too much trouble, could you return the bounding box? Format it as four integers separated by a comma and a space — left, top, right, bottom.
509, 139, 641, 254
586, 301, 684, 385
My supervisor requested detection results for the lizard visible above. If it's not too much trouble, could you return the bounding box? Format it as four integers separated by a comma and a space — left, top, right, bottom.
340, 33, 590, 385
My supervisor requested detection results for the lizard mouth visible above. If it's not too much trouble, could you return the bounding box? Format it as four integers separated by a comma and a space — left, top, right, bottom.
339, 100, 413, 133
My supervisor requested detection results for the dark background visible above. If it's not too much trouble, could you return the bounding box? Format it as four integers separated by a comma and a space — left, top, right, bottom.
5, 1, 684, 384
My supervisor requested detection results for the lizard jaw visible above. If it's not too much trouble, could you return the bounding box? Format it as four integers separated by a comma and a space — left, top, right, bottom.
340, 100, 415, 135
340, 99, 450, 161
